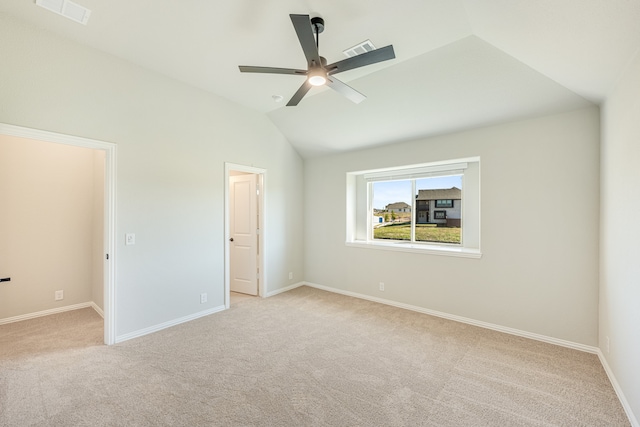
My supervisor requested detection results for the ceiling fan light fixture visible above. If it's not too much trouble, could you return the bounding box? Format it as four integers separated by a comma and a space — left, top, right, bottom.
308, 69, 327, 86
238, 14, 395, 106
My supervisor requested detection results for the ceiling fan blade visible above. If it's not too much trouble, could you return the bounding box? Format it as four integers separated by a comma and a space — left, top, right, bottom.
326, 45, 396, 75
326, 76, 367, 104
290, 14, 322, 67
286, 81, 313, 106
239, 66, 307, 75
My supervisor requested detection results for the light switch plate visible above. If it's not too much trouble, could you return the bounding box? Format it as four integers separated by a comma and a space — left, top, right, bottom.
125, 233, 135, 245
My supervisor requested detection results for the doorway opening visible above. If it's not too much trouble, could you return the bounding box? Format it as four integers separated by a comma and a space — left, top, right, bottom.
224, 163, 266, 309
0, 123, 116, 345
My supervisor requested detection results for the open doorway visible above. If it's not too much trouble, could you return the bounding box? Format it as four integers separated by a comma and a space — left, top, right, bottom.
224, 163, 266, 308
0, 123, 116, 345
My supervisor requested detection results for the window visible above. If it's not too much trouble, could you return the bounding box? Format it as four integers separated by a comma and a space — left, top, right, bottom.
346, 157, 481, 258
434, 211, 446, 219
371, 175, 461, 244
435, 199, 453, 208
373, 180, 411, 241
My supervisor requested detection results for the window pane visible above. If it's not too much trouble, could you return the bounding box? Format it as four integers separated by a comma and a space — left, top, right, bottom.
435, 199, 453, 208
372, 180, 412, 241
415, 175, 462, 244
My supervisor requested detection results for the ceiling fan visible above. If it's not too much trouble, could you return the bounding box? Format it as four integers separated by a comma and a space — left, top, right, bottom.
238, 14, 396, 106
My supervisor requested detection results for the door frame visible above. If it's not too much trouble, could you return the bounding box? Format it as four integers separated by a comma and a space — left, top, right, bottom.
224, 162, 266, 308
0, 122, 117, 345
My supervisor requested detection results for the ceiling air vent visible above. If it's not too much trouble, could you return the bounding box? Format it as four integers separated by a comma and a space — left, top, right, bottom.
36, 0, 91, 25
343, 40, 376, 58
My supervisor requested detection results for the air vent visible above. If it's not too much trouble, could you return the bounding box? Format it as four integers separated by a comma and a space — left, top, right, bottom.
343, 40, 376, 58
36, 0, 91, 25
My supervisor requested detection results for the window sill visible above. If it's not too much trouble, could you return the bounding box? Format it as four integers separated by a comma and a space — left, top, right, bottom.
345, 240, 482, 259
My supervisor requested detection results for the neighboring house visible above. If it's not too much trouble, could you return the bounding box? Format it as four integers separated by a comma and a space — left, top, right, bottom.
385, 202, 411, 213
415, 187, 461, 226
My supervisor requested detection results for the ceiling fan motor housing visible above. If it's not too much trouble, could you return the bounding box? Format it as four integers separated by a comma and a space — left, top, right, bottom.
310, 16, 325, 34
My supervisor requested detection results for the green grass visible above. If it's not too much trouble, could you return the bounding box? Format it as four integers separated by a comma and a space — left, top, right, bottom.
373, 223, 461, 244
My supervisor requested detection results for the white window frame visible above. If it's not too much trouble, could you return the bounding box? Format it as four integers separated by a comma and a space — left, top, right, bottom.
346, 157, 481, 259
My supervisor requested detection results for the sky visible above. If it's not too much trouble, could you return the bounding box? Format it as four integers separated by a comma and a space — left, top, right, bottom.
372, 175, 462, 210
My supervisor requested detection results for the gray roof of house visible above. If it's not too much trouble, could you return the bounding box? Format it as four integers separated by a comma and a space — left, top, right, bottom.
386, 202, 411, 209
416, 187, 461, 200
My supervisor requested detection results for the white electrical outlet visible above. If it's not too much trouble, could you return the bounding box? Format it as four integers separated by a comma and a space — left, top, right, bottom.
54, 290, 64, 301
379, 282, 385, 291
289, 272, 293, 280
200, 293, 207, 304
125, 233, 136, 245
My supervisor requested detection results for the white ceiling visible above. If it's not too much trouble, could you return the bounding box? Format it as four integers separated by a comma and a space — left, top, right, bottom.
2, 0, 640, 158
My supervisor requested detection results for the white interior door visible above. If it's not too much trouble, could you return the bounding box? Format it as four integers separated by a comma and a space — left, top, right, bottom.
229, 174, 258, 295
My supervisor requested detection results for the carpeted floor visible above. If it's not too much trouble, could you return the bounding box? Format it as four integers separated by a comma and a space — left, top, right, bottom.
0, 286, 630, 426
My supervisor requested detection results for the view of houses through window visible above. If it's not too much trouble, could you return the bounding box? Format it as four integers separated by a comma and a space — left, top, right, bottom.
371, 175, 462, 244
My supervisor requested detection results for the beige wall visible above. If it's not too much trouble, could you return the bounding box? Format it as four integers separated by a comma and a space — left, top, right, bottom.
0, 135, 103, 319
305, 107, 600, 346
600, 49, 640, 423
92, 150, 105, 312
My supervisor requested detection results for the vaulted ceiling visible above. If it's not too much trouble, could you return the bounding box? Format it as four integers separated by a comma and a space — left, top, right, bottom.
2, 1, 640, 157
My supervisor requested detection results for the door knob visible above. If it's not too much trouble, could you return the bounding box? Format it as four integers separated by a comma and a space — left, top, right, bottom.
229, 238, 234, 242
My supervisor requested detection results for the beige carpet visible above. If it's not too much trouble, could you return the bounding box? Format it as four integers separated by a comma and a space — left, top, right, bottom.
230, 291, 257, 305
0, 286, 630, 426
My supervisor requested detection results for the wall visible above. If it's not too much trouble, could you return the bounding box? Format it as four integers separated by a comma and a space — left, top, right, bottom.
600, 49, 640, 424
305, 107, 600, 345
92, 150, 105, 312
0, 15, 304, 338
0, 135, 100, 318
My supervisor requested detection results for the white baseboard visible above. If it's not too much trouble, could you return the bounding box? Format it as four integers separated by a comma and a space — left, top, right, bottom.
303, 282, 598, 353
266, 281, 305, 297
0, 302, 95, 325
597, 350, 639, 427
115, 305, 226, 344
90, 302, 105, 318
